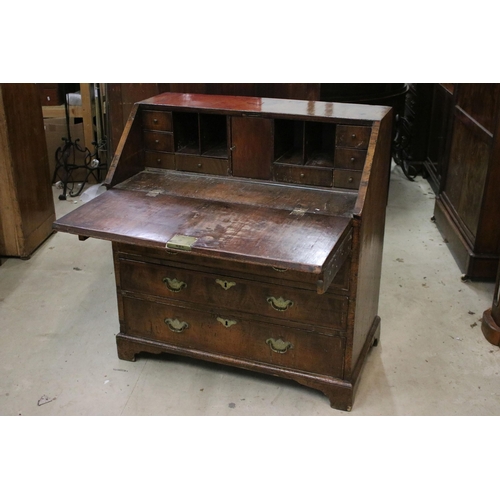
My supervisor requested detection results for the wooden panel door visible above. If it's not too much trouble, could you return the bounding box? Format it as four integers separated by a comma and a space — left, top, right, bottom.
0, 84, 55, 258
231, 116, 273, 180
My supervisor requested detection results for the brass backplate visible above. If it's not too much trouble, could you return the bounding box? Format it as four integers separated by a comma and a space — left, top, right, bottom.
166, 234, 198, 251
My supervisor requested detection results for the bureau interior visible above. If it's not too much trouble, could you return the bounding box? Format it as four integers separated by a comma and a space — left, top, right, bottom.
132, 97, 376, 191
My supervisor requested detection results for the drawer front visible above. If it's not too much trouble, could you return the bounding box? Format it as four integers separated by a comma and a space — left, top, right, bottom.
122, 296, 345, 378
144, 151, 176, 170
115, 242, 351, 294
144, 131, 174, 152
336, 125, 371, 149
176, 155, 229, 175
334, 148, 367, 171
334, 169, 362, 190
143, 110, 173, 131
273, 165, 333, 187
119, 259, 348, 331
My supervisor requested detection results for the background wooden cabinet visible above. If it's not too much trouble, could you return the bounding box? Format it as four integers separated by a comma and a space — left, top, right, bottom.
0, 84, 55, 259
423, 84, 455, 193
434, 83, 500, 280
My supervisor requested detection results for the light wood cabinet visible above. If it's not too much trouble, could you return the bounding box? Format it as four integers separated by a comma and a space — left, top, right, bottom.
0, 84, 55, 258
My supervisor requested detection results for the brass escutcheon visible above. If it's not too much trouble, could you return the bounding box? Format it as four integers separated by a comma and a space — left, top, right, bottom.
164, 318, 189, 333
163, 277, 187, 293
267, 296, 294, 312
217, 317, 237, 328
266, 338, 293, 354
215, 279, 236, 290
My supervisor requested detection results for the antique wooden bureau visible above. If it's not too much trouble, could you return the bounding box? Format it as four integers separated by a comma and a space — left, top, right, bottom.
53, 92, 392, 410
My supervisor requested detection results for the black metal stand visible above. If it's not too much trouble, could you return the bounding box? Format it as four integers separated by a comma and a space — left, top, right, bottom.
51, 84, 107, 200
392, 113, 424, 181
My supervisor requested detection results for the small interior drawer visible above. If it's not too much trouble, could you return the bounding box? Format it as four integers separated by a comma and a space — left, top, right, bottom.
176, 155, 229, 175
143, 110, 173, 131
333, 148, 367, 171
144, 131, 174, 152
273, 165, 333, 187
144, 151, 176, 170
333, 169, 362, 189
336, 125, 371, 149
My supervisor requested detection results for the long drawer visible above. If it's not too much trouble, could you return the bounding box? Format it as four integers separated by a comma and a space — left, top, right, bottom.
115, 243, 351, 294
119, 259, 348, 331
122, 296, 345, 378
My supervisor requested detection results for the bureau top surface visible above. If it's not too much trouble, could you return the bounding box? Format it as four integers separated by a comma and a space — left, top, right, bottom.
54, 170, 353, 274
139, 92, 391, 123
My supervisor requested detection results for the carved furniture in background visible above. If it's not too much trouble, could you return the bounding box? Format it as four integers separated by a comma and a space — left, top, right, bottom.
433, 84, 500, 280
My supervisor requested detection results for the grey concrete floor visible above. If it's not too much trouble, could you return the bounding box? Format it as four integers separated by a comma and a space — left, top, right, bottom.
0, 167, 498, 416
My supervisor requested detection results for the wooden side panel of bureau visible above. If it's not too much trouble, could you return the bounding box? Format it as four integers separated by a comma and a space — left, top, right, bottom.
54, 93, 392, 410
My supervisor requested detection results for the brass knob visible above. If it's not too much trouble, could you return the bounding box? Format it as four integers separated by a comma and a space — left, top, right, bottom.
197, 163, 202, 168
153, 118, 158, 124
350, 157, 355, 162
300, 173, 305, 178
155, 139, 159, 144
348, 177, 353, 183
351, 133, 356, 139
157, 158, 161, 163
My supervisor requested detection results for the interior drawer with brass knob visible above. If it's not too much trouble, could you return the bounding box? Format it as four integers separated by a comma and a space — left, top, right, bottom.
333, 169, 362, 190
144, 131, 174, 152
144, 151, 176, 170
335, 125, 371, 149
176, 155, 229, 175
273, 164, 333, 187
118, 259, 348, 331
142, 110, 173, 131
333, 148, 367, 171
121, 296, 345, 377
